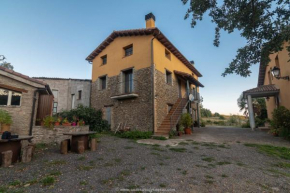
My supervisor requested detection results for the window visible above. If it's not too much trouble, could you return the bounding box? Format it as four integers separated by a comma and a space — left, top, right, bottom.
104, 107, 112, 125
124, 44, 133, 57
101, 55, 107, 65
71, 94, 75, 109
52, 90, 58, 99
53, 102, 58, 114
78, 90, 82, 100
275, 55, 280, 67
100, 76, 107, 90
165, 70, 172, 85
0, 88, 22, 106
165, 49, 171, 60
123, 69, 133, 93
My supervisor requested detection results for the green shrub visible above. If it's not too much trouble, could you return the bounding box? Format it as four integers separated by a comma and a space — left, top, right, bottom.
179, 113, 193, 128
219, 115, 225, 120
169, 130, 177, 138
43, 116, 54, 129
271, 106, 290, 139
57, 105, 109, 132
152, 136, 167, 140
206, 120, 212, 124
200, 120, 206, 127
0, 109, 12, 125
241, 121, 250, 128
117, 131, 152, 139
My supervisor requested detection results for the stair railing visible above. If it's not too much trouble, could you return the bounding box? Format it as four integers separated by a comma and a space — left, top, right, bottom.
170, 93, 189, 130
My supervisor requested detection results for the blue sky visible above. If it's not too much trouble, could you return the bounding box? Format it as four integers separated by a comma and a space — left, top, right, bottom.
0, 0, 259, 115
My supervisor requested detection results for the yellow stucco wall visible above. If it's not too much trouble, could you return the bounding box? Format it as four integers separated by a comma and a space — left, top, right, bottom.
91, 35, 153, 81
263, 42, 290, 118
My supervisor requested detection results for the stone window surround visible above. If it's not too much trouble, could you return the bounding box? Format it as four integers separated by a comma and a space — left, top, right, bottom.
98, 75, 108, 90
165, 68, 173, 86
120, 67, 135, 94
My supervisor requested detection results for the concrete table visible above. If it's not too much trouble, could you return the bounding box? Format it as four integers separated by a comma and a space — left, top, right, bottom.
63, 132, 96, 153
0, 136, 33, 164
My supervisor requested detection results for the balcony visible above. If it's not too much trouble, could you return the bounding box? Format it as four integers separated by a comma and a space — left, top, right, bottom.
110, 80, 139, 100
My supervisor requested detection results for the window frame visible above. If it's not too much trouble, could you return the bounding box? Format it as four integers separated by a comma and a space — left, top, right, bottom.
78, 90, 82, 100
165, 49, 171, 60
53, 102, 58, 114
101, 55, 107, 65
124, 44, 133, 57
0, 88, 22, 107
165, 70, 172, 85
122, 69, 134, 93
52, 89, 58, 99
99, 76, 107, 90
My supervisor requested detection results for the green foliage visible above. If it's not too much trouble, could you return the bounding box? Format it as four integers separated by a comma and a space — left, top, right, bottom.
0, 109, 12, 125
219, 115, 225, 120
201, 107, 212, 117
271, 106, 290, 139
117, 131, 152, 139
179, 113, 193, 128
57, 105, 109, 132
200, 120, 206, 127
241, 121, 251, 128
169, 129, 177, 138
43, 116, 54, 129
244, 143, 290, 160
0, 62, 14, 70
41, 176, 55, 186
227, 115, 241, 126
152, 136, 167, 140
213, 112, 220, 117
182, 0, 290, 77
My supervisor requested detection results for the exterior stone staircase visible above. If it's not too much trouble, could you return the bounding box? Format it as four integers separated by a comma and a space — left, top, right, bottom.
154, 97, 188, 138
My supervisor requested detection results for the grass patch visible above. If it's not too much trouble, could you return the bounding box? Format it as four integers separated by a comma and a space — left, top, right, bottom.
205, 180, 215, 184
205, 175, 214, 179
182, 171, 188, 175
80, 180, 88, 185
267, 168, 290, 177
114, 158, 122, 163
120, 170, 131, 176
26, 178, 38, 185
236, 162, 246, 167
124, 146, 134, 149
47, 160, 67, 165
221, 174, 228, 178
169, 148, 187, 152
78, 165, 94, 171
179, 142, 189, 146
9, 180, 21, 186
272, 162, 290, 168
35, 143, 46, 150
49, 171, 62, 176
159, 184, 166, 188
41, 176, 55, 186
192, 141, 200, 145
152, 136, 167, 140
116, 131, 152, 139
244, 143, 290, 160
104, 162, 114, 167
141, 166, 146, 170
217, 161, 231, 165
152, 146, 166, 152
202, 157, 215, 162
78, 156, 86, 161
151, 152, 161, 156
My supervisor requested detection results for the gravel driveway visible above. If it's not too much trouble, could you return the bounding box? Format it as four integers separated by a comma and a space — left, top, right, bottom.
0, 128, 290, 193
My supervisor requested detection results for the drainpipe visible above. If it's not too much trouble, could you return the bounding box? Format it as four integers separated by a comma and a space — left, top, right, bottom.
29, 88, 48, 136
151, 30, 160, 133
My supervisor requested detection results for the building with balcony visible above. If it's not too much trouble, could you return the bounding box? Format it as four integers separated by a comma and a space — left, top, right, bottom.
86, 13, 204, 136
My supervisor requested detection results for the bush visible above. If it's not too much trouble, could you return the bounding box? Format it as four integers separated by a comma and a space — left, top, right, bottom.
0, 109, 12, 125
241, 121, 250, 128
43, 116, 54, 129
206, 120, 212, 124
117, 131, 152, 139
271, 106, 290, 139
200, 120, 206, 127
57, 105, 109, 132
179, 113, 193, 128
219, 115, 225, 120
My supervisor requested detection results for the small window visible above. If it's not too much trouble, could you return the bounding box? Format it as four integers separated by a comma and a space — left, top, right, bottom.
101, 55, 107, 65
52, 90, 58, 99
78, 90, 82, 100
165, 49, 171, 60
167, 104, 173, 113
0, 88, 22, 106
165, 70, 172, 85
124, 44, 133, 57
53, 102, 58, 114
100, 76, 107, 90
275, 55, 280, 67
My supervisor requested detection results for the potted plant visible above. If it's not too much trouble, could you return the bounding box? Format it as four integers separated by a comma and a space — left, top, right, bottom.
62, 118, 71, 126
180, 113, 193, 135
43, 116, 54, 129
177, 127, 184, 136
0, 109, 12, 133
78, 119, 85, 126
270, 128, 279, 137
71, 116, 78, 126
54, 117, 62, 126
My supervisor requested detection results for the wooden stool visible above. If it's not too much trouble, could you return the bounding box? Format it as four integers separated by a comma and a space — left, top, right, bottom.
90, 138, 97, 151
77, 141, 85, 154
1, 150, 13, 167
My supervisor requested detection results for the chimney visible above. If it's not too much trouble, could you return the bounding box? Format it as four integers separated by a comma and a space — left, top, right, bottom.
145, 13, 155, 28
190, 60, 195, 66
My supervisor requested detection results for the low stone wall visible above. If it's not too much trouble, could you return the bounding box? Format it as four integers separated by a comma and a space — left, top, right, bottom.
32, 126, 90, 144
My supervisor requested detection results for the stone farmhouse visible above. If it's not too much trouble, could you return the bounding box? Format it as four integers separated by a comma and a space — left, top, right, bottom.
86, 13, 204, 136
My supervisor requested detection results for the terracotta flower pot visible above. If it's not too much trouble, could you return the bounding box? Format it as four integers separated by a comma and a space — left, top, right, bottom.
184, 128, 192, 135
62, 123, 71, 126
54, 122, 60, 126
1, 124, 10, 132
178, 131, 183, 136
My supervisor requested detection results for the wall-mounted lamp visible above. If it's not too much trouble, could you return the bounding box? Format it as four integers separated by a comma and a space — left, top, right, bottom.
271, 66, 289, 81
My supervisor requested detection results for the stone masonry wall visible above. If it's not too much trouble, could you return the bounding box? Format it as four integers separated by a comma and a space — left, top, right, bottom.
155, 69, 179, 129
70, 80, 91, 109
91, 67, 153, 132
32, 125, 89, 144
0, 75, 39, 135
